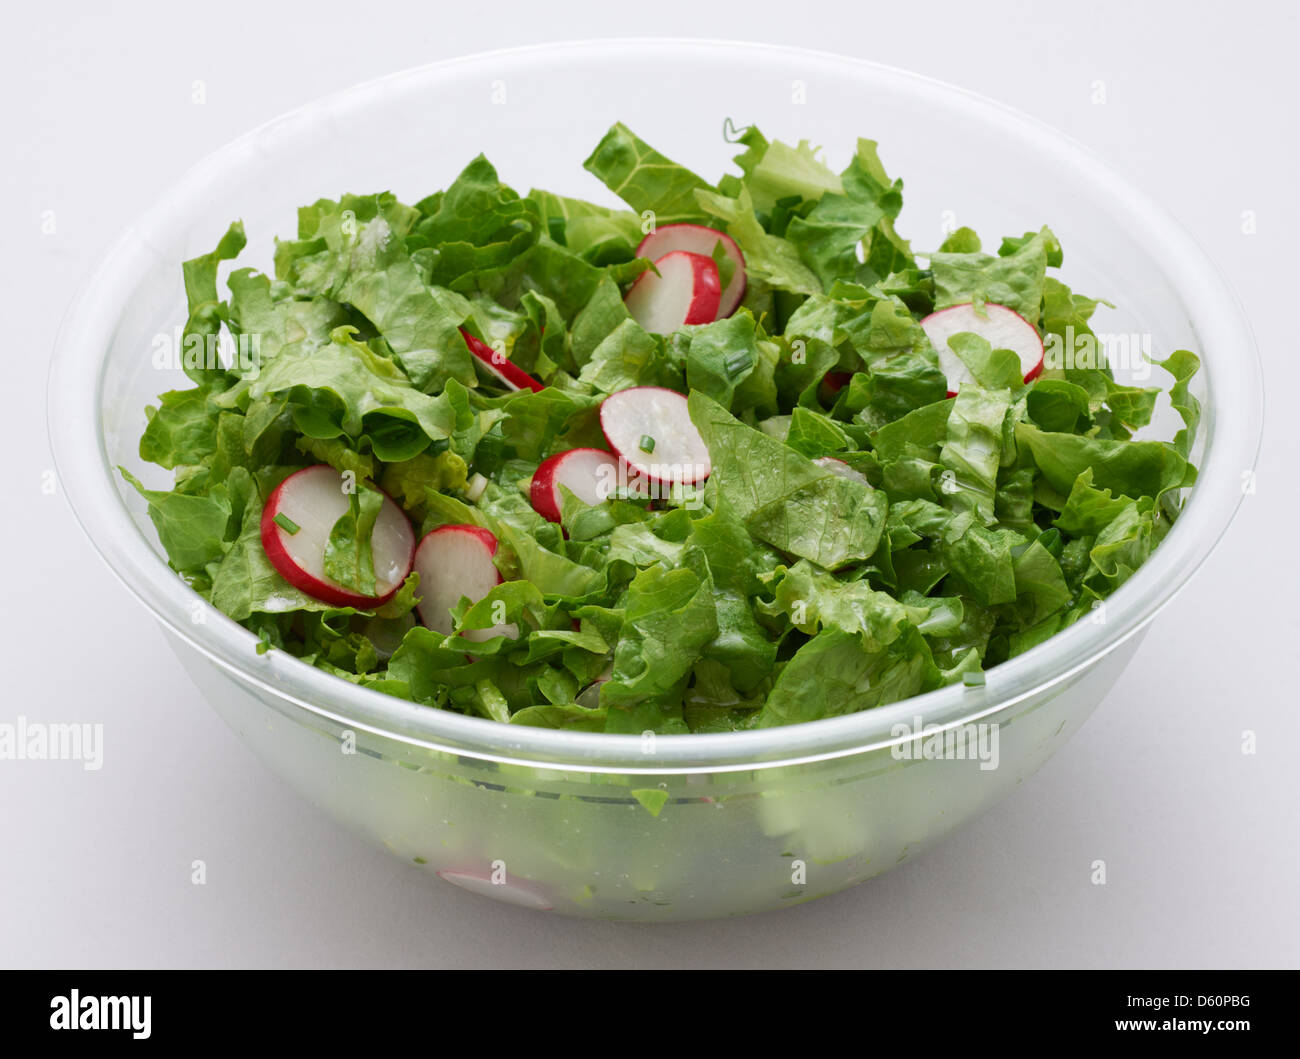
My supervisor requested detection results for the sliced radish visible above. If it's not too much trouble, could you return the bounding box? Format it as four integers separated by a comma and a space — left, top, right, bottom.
260, 465, 414, 609
412, 525, 517, 641
600, 386, 711, 486
636, 224, 746, 318
529, 448, 623, 523
920, 302, 1045, 396
814, 456, 871, 486
623, 251, 720, 334
460, 328, 545, 393
435, 869, 554, 910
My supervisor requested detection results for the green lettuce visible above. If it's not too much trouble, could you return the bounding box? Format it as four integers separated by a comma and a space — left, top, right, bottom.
125, 121, 1202, 734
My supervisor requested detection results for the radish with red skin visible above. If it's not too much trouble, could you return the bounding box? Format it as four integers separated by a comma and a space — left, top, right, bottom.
919, 302, 1045, 396
623, 251, 720, 334
459, 327, 544, 393
260, 465, 414, 608
635, 224, 746, 318
819, 371, 852, 404
411, 525, 517, 640
599, 386, 711, 486
529, 448, 633, 523
435, 869, 554, 910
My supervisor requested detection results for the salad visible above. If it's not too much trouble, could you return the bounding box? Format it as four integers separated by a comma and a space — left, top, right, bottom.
125, 122, 1200, 734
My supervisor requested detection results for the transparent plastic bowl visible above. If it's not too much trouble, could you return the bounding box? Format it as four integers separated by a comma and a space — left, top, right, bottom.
48, 41, 1261, 919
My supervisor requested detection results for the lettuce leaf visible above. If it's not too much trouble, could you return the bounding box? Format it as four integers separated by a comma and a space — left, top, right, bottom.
582, 123, 715, 226
931, 226, 1058, 320
755, 627, 937, 727
689, 391, 887, 568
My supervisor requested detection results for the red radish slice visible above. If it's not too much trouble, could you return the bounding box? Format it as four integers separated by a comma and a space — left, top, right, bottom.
460, 328, 545, 393
636, 224, 746, 318
623, 251, 720, 334
261, 465, 414, 609
919, 302, 1045, 396
435, 869, 554, 910
529, 448, 624, 523
600, 386, 711, 486
412, 525, 517, 641
814, 456, 871, 486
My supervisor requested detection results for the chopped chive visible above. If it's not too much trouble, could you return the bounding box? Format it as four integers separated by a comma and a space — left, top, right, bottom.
273, 512, 300, 535
962, 670, 986, 688
724, 350, 751, 378
639, 434, 656, 453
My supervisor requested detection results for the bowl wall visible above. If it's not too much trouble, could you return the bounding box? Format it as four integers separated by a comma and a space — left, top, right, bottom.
50, 42, 1260, 918
166, 623, 1146, 918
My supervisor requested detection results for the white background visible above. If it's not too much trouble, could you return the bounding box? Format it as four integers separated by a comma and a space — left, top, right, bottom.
4, 0, 1296, 968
